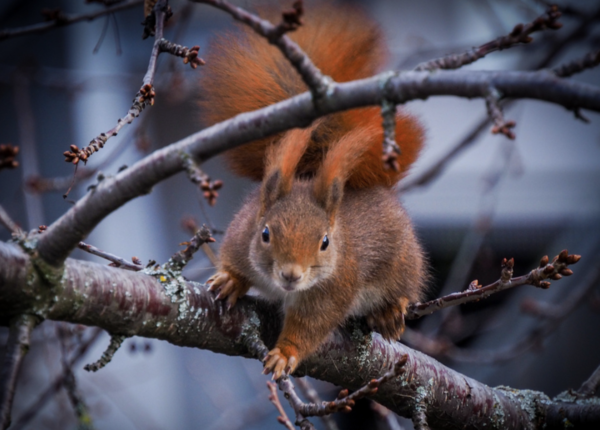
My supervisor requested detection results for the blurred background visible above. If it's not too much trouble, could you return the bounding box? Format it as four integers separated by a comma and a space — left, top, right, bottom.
0, 0, 599, 429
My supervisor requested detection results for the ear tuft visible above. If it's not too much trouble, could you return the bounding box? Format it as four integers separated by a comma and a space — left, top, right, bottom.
259, 127, 314, 217
313, 127, 373, 221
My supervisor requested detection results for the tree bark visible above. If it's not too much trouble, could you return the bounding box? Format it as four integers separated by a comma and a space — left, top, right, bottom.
1, 241, 597, 429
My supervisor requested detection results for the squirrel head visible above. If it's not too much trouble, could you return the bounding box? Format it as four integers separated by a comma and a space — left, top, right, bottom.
248, 125, 372, 294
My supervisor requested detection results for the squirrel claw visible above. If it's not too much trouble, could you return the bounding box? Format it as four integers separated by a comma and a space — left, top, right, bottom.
207, 271, 249, 308
263, 348, 298, 380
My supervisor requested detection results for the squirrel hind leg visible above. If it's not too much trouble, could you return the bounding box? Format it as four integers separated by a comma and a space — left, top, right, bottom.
207, 270, 250, 309
366, 297, 409, 341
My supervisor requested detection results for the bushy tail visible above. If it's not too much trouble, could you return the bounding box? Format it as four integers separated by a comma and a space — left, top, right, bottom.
198, 2, 424, 187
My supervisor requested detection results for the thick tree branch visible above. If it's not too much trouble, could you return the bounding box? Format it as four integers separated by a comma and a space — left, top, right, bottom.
1, 241, 598, 429
36, 69, 600, 267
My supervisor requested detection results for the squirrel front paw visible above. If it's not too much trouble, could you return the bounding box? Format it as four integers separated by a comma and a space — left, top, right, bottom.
206, 271, 249, 309
262, 347, 299, 380
366, 297, 409, 341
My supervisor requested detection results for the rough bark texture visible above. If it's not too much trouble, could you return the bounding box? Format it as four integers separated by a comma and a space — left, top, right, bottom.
1, 241, 598, 429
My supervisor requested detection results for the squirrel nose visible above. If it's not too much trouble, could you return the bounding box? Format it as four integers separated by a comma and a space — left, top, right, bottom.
280, 265, 303, 283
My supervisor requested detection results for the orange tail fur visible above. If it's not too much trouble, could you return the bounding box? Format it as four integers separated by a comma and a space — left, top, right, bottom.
199, 2, 424, 188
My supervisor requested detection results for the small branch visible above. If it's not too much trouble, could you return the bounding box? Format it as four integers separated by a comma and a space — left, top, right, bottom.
78, 241, 143, 271
192, 0, 331, 98
0, 315, 36, 430
553, 49, 600, 78
412, 402, 430, 430
406, 250, 580, 320
166, 224, 215, 271
0, 0, 143, 42
184, 158, 223, 206
62, 0, 168, 167
267, 381, 296, 430
0, 144, 19, 170
158, 39, 205, 69
57, 325, 95, 430
381, 99, 400, 172
485, 88, 516, 139
577, 364, 600, 396
0, 205, 22, 236
12, 328, 102, 430
279, 356, 408, 421
83, 334, 127, 372
415, 5, 562, 71
295, 378, 339, 430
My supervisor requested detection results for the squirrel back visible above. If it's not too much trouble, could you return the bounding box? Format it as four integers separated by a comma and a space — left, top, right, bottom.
199, 2, 424, 188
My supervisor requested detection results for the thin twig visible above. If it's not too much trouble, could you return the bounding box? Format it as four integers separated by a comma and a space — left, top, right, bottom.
12, 328, 103, 430
405, 257, 600, 364
381, 99, 400, 171
62, 0, 168, 167
57, 325, 95, 430
295, 378, 339, 430
485, 87, 516, 139
77, 241, 143, 271
577, 364, 600, 396
158, 39, 205, 69
184, 157, 223, 206
166, 224, 215, 271
278, 356, 408, 422
267, 381, 296, 430
0, 315, 36, 430
192, 0, 331, 98
83, 334, 127, 372
415, 5, 562, 71
553, 49, 600, 77
0, 0, 143, 41
406, 250, 580, 320
0, 205, 21, 235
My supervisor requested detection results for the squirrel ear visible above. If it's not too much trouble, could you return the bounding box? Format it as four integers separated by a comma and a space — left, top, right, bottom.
259, 127, 313, 217
313, 127, 374, 223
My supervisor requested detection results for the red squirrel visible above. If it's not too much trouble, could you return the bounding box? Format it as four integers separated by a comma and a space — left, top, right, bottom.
200, 3, 427, 379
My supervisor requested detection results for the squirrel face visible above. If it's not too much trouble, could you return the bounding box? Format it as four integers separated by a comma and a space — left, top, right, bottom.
250, 181, 339, 294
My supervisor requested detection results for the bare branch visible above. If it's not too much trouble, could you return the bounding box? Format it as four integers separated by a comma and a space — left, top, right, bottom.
192, 0, 331, 98
184, 157, 223, 206
36, 69, 600, 267
485, 87, 516, 139
381, 99, 400, 171
0, 315, 36, 430
294, 378, 339, 430
554, 49, 600, 77
11, 328, 102, 430
406, 250, 580, 320
0, 206, 22, 236
266, 381, 296, 430
415, 5, 562, 71
77, 241, 144, 271
166, 225, 215, 272
577, 364, 600, 396
63, 0, 168, 167
0, 0, 143, 42
1, 242, 599, 429
158, 40, 205, 69
83, 334, 127, 372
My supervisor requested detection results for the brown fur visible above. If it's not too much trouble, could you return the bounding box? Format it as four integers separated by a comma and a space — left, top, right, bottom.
205, 3, 428, 379
199, 3, 424, 188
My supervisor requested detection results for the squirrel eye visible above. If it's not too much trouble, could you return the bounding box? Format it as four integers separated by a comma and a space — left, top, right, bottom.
262, 225, 270, 243
320, 234, 329, 251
